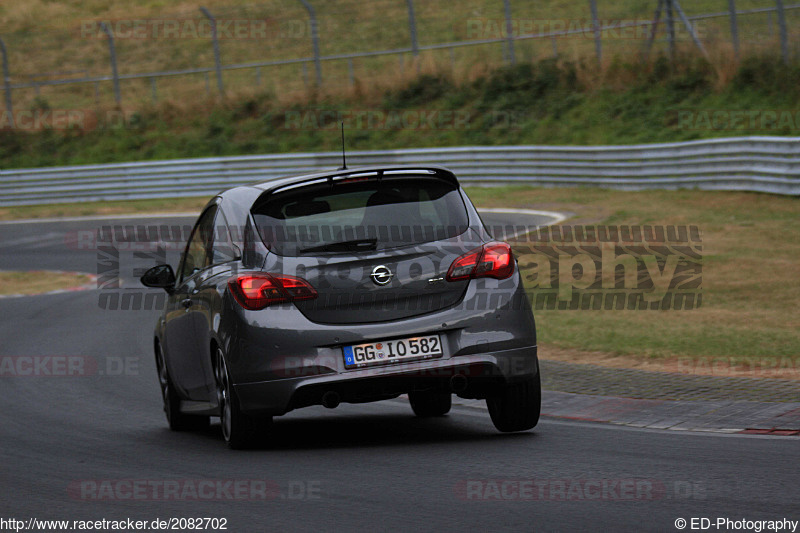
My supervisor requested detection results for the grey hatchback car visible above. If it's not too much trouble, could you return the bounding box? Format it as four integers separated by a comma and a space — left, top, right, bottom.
141, 165, 540, 448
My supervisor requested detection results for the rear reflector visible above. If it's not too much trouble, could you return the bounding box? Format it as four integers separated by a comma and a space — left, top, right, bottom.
228, 273, 317, 310
446, 242, 514, 282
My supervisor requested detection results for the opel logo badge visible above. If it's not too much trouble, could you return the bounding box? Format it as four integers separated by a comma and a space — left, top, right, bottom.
370, 265, 393, 286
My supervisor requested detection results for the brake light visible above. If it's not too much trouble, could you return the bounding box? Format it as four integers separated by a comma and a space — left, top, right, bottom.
228, 273, 317, 310
446, 242, 514, 281
447, 248, 482, 281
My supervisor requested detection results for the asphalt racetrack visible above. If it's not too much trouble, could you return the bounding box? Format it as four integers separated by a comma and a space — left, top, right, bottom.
1, 212, 798, 532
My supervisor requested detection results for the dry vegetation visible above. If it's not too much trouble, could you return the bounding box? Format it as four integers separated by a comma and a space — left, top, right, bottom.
0, 0, 796, 109
0, 270, 92, 295
467, 186, 800, 367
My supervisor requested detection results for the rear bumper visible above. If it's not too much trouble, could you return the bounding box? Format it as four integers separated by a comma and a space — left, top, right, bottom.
235, 344, 538, 416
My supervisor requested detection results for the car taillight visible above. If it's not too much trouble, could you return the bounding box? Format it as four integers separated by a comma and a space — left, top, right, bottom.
228, 273, 317, 310
446, 242, 514, 282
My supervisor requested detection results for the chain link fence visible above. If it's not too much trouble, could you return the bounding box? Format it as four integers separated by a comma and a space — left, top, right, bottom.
0, 0, 798, 112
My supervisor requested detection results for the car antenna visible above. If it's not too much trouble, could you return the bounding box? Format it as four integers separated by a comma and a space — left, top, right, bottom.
338, 122, 347, 170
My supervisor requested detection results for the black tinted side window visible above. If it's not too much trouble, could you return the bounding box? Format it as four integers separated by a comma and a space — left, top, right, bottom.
211, 209, 238, 264
178, 205, 217, 283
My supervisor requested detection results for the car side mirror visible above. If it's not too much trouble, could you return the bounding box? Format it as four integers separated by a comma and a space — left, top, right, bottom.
140, 264, 176, 293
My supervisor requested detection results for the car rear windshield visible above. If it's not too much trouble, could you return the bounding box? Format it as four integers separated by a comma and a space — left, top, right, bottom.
252, 175, 469, 256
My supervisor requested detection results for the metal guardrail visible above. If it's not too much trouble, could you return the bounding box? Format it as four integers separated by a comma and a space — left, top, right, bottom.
0, 136, 798, 206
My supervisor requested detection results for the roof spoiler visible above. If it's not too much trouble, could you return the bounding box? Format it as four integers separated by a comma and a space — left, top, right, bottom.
264, 165, 459, 196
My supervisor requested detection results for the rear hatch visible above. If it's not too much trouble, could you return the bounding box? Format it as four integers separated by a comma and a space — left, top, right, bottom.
251, 170, 478, 324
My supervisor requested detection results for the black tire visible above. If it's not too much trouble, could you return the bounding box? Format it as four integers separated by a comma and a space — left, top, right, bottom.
486, 374, 541, 432
409, 390, 452, 417
214, 346, 271, 449
155, 343, 209, 431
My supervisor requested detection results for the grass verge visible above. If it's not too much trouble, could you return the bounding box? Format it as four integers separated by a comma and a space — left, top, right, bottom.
2, 57, 799, 169
468, 185, 799, 373
0, 197, 208, 221
0, 270, 93, 296
2, 186, 797, 374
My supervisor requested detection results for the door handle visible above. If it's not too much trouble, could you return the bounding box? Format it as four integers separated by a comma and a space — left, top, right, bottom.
181, 298, 192, 309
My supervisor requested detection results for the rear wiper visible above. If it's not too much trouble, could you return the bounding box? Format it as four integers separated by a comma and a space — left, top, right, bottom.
299, 238, 378, 254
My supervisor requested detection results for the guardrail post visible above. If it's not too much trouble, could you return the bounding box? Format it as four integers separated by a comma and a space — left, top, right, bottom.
150, 78, 158, 103
99, 23, 121, 105
589, 0, 602, 67
727, 0, 740, 60
298, 0, 322, 85
200, 7, 225, 96
775, 0, 788, 64
503, 0, 516, 65
0, 37, 11, 117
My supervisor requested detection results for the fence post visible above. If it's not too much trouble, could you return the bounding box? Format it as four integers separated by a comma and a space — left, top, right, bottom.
0, 37, 11, 117
405, 0, 419, 57
99, 23, 121, 105
665, 0, 676, 62
643, 0, 664, 61
200, 7, 225, 96
589, 0, 602, 67
775, 0, 788, 64
150, 78, 158, 104
503, 0, 516, 65
727, 0, 739, 60
298, 0, 322, 85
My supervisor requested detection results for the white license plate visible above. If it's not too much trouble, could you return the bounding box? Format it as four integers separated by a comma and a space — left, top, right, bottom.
343, 335, 443, 368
